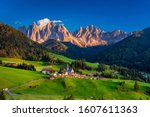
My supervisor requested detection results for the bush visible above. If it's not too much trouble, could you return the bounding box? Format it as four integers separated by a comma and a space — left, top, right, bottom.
64, 94, 75, 100
119, 81, 126, 87
144, 87, 150, 96
0, 60, 2, 64
0, 90, 6, 100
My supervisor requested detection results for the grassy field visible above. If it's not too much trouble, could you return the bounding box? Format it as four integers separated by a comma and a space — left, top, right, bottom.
0, 55, 98, 72
50, 53, 99, 68
0, 66, 47, 90
6, 78, 150, 100
0, 66, 149, 100
1, 57, 150, 100
0, 57, 59, 71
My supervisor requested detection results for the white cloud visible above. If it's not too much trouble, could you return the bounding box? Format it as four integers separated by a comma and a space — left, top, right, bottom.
37, 18, 63, 27
51, 20, 63, 23
37, 18, 51, 27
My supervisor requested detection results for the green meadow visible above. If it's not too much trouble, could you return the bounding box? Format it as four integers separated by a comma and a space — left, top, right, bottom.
0, 66, 150, 100
0, 54, 98, 72
0, 57, 150, 100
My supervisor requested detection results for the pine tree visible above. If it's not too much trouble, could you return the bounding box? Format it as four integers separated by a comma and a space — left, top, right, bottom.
134, 81, 139, 92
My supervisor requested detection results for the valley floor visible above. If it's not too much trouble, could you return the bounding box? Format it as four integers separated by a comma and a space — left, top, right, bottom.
0, 66, 150, 100
0, 57, 150, 100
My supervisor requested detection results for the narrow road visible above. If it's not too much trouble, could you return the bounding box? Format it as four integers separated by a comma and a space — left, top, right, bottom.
5, 78, 43, 96
5, 90, 17, 96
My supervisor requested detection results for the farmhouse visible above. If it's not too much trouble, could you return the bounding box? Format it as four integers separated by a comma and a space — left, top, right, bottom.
41, 68, 51, 75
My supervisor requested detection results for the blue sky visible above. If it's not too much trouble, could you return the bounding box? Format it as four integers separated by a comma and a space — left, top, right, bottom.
0, 0, 150, 32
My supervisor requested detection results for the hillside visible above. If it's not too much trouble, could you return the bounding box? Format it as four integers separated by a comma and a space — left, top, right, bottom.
97, 27, 150, 72
42, 39, 68, 53
0, 66, 46, 90
1, 57, 150, 100
1, 65, 150, 100
0, 23, 50, 61
42, 39, 108, 61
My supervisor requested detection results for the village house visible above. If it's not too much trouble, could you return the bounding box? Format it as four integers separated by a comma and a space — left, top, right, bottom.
41, 68, 51, 75
49, 65, 88, 80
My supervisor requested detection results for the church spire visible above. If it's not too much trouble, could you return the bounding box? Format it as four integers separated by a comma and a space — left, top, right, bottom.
67, 64, 69, 71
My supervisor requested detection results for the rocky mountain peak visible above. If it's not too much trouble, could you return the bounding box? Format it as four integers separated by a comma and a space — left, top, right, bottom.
33, 22, 38, 28
85, 26, 89, 31
19, 19, 130, 47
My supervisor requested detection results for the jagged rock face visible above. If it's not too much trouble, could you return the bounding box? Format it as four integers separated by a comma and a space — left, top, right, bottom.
20, 20, 82, 46
23, 22, 72, 43
102, 30, 130, 44
73, 25, 107, 47
19, 19, 130, 47
74, 26, 130, 46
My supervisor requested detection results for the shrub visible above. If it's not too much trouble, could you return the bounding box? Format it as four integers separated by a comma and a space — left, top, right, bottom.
144, 87, 150, 96
64, 94, 75, 100
119, 81, 126, 87
0, 60, 2, 64
0, 90, 6, 100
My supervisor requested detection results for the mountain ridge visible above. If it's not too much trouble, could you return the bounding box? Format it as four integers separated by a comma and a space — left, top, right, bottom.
19, 18, 130, 47
96, 27, 150, 72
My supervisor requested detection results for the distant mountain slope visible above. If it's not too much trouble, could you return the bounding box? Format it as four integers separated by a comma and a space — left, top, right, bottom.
73, 26, 130, 46
42, 39, 68, 53
97, 27, 150, 72
19, 18, 130, 47
42, 39, 108, 61
0, 23, 49, 61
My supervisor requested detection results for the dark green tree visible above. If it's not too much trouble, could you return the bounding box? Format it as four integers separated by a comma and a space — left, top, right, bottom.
0, 60, 2, 64
0, 90, 6, 100
0, 60, 3, 65
134, 81, 139, 91
97, 63, 108, 72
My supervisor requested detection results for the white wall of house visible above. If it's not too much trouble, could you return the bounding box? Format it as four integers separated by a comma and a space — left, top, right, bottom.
42, 70, 50, 75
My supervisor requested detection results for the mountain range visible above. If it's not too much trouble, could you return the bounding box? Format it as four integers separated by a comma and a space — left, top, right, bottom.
19, 18, 130, 47
1, 20, 150, 72
41, 25, 150, 72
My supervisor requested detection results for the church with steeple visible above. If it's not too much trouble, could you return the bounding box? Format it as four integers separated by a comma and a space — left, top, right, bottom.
64, 64, 75, 76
